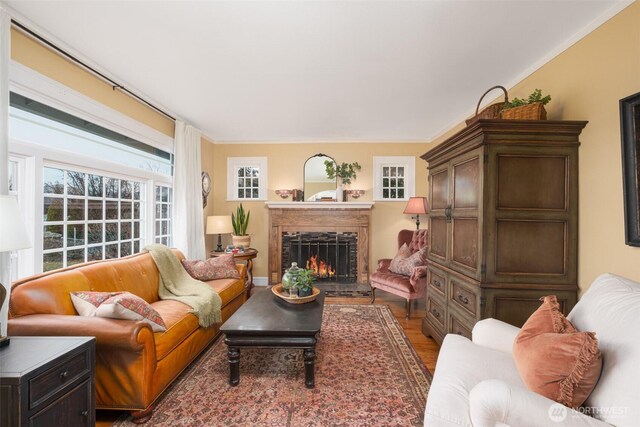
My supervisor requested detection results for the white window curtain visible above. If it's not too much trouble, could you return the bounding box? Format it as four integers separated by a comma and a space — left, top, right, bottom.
0, 7, 11, 337
172, 120, 205, 259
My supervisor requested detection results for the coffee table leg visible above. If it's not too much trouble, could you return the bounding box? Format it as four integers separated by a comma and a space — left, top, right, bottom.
228, 346, 240, 386
304, 348, 315, 389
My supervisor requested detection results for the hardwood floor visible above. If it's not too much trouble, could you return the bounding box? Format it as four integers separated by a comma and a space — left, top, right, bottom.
96, 290, 440, 426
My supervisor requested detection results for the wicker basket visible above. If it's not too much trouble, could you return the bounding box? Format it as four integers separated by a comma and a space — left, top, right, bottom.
466, 85, 509, 125
501, 102, 547, 120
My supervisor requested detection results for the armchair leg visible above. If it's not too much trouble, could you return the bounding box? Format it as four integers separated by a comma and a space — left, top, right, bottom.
405, 299, 411, 320
370, 287, 376, 304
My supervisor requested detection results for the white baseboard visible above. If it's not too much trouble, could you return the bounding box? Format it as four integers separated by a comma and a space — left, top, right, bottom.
253, 276, 269, 286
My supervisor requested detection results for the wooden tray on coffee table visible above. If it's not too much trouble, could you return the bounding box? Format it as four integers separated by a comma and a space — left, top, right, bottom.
272, 284, 320, 304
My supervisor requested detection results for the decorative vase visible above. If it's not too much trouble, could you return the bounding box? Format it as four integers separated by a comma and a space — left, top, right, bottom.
282, 262, 301, 297
336, 182, 344, 202
232, 234, 251, 249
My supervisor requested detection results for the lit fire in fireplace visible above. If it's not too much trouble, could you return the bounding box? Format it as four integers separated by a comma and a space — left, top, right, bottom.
306, 254, 336, 278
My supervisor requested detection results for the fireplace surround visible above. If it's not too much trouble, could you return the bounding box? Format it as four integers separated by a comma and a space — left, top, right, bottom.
266, 202, 374, 285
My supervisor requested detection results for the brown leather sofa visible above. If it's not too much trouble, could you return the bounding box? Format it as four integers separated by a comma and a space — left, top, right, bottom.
8, 249, 246, 423
370, 229, 428, 319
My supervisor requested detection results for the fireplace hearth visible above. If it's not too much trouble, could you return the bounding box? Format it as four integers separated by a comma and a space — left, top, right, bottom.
282, 232, 358, 283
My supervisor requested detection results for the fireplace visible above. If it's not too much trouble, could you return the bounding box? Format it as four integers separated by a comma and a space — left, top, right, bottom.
282, 232, 358, 283
266, 202, 373, 285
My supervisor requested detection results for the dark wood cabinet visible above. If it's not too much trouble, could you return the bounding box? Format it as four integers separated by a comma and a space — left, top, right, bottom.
421, 119, 587, 344
0, 336, 95, 427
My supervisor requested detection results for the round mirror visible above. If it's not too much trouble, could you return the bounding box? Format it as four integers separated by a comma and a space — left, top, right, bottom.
304, 154, 336, 201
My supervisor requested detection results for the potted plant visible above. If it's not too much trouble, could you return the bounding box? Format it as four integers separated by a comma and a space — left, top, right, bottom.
501, 89, 551, 120
295, 268, 316, 297
231, 203, 251, 249
324, 160, 362, 202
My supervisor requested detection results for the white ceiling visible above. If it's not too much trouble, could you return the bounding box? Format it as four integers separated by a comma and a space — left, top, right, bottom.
3, 0, 628, 143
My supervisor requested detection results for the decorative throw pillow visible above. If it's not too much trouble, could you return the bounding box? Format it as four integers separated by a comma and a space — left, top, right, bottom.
181, 254, 240, 281
70, 291, 121, 316
513, 296, 602, 408
389, 245, 427, 276
71, 291, 167, 332
389, 243, 412, 272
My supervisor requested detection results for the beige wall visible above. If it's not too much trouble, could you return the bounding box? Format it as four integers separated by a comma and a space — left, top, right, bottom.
204, 143, 429, 279
11, 28, 174, 137
430, 2, 640, 290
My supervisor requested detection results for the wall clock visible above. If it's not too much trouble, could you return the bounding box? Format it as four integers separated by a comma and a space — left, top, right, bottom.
202, 171, 211, 208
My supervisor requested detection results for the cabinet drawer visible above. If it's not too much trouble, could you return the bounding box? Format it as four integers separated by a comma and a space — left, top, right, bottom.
29, 379, 92, 427
426, 295, 446, 329
29, 351, 90, 409
449, 313, 473, 340
427, 267, 446, 297
449, 277, 479, 318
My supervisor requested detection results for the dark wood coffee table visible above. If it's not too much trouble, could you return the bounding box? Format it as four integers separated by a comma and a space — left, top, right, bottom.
220, 287, 325, 388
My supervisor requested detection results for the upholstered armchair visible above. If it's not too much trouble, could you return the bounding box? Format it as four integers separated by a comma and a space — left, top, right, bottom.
370, 229, 428, 319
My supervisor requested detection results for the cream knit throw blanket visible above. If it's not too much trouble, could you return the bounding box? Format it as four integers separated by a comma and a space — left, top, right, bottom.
145, 244, 222, 327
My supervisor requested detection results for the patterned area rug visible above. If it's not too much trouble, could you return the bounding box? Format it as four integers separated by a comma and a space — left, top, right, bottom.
114, 304, 431, 426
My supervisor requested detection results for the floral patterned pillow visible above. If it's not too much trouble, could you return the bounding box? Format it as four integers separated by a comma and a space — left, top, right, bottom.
71, 291, 167, 332
389, 246, 427, 276
181, 254, 240, 281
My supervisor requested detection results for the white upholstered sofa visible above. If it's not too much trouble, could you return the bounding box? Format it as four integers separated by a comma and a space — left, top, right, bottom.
424, 273, 640, 427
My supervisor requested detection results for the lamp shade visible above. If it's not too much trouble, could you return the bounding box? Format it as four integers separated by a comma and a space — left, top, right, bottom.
403, 197, 429, 215
0, 195, 31, 252
206, 215, 234, 235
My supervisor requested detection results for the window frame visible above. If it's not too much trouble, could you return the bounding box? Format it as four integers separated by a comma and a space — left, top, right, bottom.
226, 157, 268, 201
373, 156, 416, 202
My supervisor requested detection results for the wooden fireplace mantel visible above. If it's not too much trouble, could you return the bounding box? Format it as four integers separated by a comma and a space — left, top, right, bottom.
266, 202, 374, 285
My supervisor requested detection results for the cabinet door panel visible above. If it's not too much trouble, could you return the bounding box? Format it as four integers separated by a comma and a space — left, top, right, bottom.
453, 156, 480, 209
451, 218, 479, 271
430, 169, 449, 210
495, 220, 566, 275
428, 217, 448, 262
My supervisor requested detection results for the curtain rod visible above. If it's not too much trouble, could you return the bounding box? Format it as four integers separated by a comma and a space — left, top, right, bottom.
11, 19, 176, 122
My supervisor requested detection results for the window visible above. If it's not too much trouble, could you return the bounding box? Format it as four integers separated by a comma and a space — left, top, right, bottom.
227, 157, 268, 201
42, 166, 145, 271
154, 185, 173, 246
373, 156, 415, 201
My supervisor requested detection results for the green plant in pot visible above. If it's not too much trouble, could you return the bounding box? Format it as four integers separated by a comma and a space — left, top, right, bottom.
324, 160, 362, 202
231, 203, 251, 249
295, 268, 316, 297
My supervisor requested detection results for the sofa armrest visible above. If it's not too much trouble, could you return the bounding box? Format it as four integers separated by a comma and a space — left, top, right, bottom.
470, 379, 610, 427
377, 259, 391, 271
9, 314, 156, 352
472, 318, 520, 354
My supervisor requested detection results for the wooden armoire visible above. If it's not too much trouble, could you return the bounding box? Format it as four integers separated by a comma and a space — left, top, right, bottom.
420, 119, 587, 344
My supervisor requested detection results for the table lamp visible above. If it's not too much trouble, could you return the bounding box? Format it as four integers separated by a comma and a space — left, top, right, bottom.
206, 215, 234, 252
403, 197, 429, 230
0, 195, 32, 347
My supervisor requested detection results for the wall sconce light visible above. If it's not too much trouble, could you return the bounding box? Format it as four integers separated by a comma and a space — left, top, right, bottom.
346, 190, 365, 200
275, 189, 292, 199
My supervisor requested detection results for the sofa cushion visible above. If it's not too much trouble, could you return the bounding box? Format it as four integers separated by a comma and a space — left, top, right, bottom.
70, 291, 120, 316
204, 277, 246, 305
151, 299, 200, 360
182, 255, 240, 281
425, 334, 523, 427
369, 270, 413, 293
513, 296, 602, 409
567, 273, 640, 426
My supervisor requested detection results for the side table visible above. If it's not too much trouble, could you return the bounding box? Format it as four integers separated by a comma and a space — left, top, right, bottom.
210, 248, 258, 299
0, 336, 96, 427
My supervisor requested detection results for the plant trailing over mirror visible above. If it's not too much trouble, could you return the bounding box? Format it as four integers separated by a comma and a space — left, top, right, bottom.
231, 203, 250, 236
502, 89, 551, 110
324, 160, 362, 185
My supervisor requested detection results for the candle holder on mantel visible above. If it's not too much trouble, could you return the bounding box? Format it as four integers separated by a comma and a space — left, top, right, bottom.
346, 189, 365, 200
275, 189, 292, 199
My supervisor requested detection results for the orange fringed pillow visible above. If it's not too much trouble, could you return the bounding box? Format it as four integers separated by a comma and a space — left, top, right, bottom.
513, 295, 602, 408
